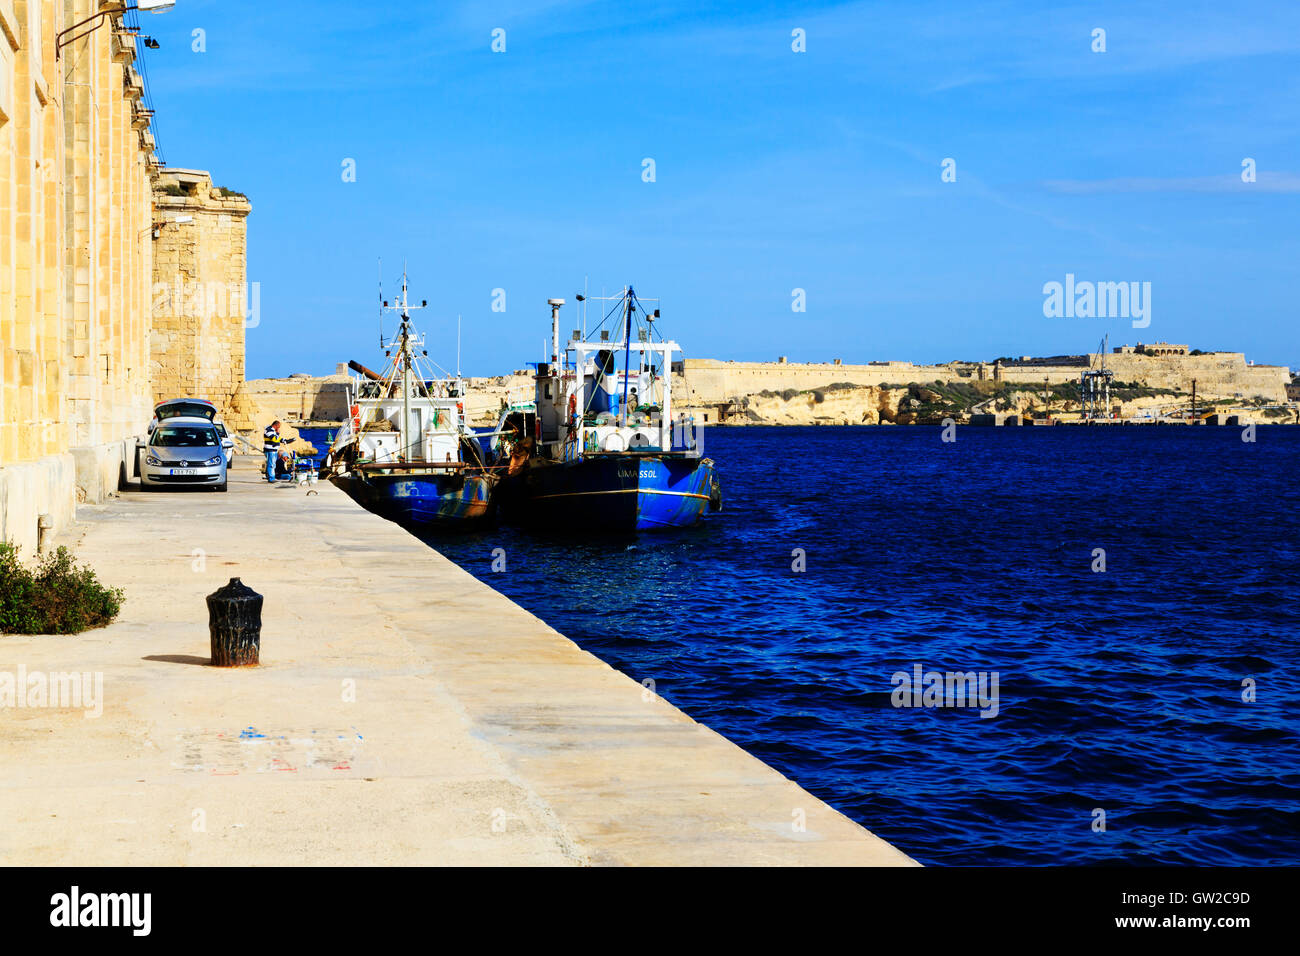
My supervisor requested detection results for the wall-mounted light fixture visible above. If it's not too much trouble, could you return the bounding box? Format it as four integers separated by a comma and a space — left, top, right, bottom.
57, 2, 176, 59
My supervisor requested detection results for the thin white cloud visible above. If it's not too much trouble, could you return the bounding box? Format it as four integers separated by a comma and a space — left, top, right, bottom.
1043, 172, 1300, 194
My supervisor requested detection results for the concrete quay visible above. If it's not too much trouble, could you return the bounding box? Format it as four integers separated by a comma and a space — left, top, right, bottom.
0, 458, 915, 866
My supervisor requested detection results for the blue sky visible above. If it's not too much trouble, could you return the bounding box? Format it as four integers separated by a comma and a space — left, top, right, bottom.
142, 0, 1300, 378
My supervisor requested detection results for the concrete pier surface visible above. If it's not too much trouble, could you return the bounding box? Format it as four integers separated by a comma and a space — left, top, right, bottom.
0, 459, 915, 866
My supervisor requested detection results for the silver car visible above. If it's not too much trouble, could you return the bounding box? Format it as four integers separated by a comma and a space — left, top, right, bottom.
140, 416, 228, 492
214, 421, 235, 467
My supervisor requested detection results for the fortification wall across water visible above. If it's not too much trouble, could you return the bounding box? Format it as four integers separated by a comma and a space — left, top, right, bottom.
680, 353, 1290, 406
236, 374, 351, 431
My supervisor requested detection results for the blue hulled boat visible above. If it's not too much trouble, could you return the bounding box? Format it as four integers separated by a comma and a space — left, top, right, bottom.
331, 468, 492, 526
325, 274, 495, 529
493, 287, 721, 531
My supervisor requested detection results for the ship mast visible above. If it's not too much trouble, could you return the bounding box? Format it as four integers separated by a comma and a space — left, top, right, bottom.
620, 287, 634, 428
400, 278, 413, 459
380, 268, 427, 461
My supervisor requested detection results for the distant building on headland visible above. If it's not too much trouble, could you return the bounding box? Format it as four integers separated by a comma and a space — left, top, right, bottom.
674, 346, 1291, 419
1113, 342, 1189, 356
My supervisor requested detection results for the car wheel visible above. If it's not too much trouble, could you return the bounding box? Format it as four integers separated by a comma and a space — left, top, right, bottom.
215, 481, 228, 492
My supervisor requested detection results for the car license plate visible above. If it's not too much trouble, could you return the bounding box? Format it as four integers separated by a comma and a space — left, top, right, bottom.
170, 468, 198, 476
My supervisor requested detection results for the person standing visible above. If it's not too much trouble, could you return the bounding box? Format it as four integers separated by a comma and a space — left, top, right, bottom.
263, 420, 285, 482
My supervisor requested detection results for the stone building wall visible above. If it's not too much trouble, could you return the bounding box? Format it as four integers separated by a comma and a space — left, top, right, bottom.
243, 370, 540, 429
150, 167, 250, 425
240, 374, 351, 429
1, 0, 69, 469
61, 1, 157, 453
678, 359, 938, 406
681, 351, 1291, 407
0, 2, 210, 556
997, 352, 1290, 399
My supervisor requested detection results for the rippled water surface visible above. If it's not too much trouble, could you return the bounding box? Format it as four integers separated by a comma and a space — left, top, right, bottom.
427, 426, 1300, 865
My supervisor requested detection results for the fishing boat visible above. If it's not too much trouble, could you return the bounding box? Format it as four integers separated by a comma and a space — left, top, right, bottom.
493, 287, 721, 531
324, 274, 494, 528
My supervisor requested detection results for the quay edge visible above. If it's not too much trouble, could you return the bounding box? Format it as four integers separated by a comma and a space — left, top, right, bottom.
0, 459, 917, 867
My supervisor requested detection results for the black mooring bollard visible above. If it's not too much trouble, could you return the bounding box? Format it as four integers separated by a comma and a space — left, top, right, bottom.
206, 577, 263, 667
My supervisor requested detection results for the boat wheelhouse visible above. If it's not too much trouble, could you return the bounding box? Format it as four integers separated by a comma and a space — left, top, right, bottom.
494, 287, 720, 531
325, 274, 493, 528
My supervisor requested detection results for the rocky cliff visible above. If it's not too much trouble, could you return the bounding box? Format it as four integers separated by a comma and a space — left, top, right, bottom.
716, 380, 1295, 426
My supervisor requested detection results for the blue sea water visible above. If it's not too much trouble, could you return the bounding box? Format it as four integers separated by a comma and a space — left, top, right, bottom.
425, 425, 1300, 866
294, 427, 337, 467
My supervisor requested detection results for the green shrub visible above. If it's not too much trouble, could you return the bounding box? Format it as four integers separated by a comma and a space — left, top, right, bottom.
0, 543, 35, 633
0, 543, 123, 635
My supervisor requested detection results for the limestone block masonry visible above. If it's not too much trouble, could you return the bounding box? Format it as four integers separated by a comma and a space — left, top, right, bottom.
238, 373, 350, 433
679, 352, 1291, 408
150, 168, 251, 427
0, 2, 246, 554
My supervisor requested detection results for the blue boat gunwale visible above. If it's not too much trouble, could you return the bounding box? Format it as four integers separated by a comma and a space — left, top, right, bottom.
501, 451, 715, 530
332, 470, 495, 529
579, 450, 703, 459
